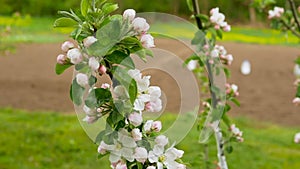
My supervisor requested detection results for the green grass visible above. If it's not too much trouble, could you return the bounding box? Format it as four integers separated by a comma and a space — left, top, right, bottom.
1, 16, 300, 45
0, 108, 300, 169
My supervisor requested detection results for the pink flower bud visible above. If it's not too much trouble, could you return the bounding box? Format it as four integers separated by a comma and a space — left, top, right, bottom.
223, 25, 231, 32
152, 121, 162, 132
61, 41, 75, 52
56, 54, 66, 64
123, 9, 136, 21
128, 112, 143, 127
101, 83, 110, 89
83, 36, 97, 48
132, 17, 150, 34
67, 48, 82, 65
293, 97, 300, 106
140, 34, 155, 48
76, 73, 89, 87
98, 65, 107, 75
131, 128, 142, 141
294, 132, 300, 143
89, 57, 100, 71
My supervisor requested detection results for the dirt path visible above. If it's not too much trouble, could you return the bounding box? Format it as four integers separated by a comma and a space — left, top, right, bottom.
0, 40, 299, 126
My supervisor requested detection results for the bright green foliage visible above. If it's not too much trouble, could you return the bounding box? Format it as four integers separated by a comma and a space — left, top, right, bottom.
0, 108, 300, 169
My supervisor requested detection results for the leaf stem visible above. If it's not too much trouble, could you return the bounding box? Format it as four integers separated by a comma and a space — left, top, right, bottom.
287, 0, 300, 32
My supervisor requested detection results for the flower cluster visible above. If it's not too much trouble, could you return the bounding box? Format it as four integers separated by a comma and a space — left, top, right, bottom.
123, 9, 155, 48
210, 8, 231, 32
128, 69, 162, 113
226, 83, 239, 97
268, 6, 284, 19
230, 124, 244, 142
210, 45, 234, 65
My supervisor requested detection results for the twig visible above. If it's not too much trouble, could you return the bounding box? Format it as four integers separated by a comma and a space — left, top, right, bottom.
280, 19, 300, 38
287, 0, 300, 32
191, 1, 229, 169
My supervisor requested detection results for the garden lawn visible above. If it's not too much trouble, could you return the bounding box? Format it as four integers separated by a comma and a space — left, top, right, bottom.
1, 16, 300, 46
0, 108, 299, 169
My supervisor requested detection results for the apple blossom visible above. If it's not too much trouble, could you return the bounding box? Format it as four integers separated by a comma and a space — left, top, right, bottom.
144, 120, 154, 133
155, 135, 169, 147
99, 65, 107, 75
61, 41, 75, 52
134, 147, 148, 163
293, 97, 300, 106
76, 73, 89, 87
187, 60, 198, 71
101, 83, 110, 89
128, 112, 143, 127
294, 132, 300, 143
294, 64, 300, 77
146, 166, 156, 169
67, 48, 83, 64
56, 54, 66, 64
268, 6, 284, 19
83, 36, 97, 48
115, 161, 127, 169
223, 25, 231, 32
210, 8, 228, 28
132, 17, 150, 33
152, 121, 162, 132
140, 34, 155, 48
131, 128, 142, 141
123, 9, 136, 21
89, 57, 100, 71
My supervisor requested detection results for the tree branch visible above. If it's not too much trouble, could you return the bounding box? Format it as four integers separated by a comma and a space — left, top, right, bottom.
288, 0, 300, 32
192, 0, 203, 29
280, 19, 300, 38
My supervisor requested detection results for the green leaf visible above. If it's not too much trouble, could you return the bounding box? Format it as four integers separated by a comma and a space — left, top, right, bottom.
222, 114, 231, 128
53, 17, 77, 28
216, 29, 223, 39
296, 85, 300, 98
95, 130, 106, 144
85, 88, 112, 108
128, 80, 138, 104
87, 19, 122, 57
295, 57, 300, 65
107, 110, 124, 127
55, 63, 73, 75
186, 0, 194, 12
70, 79, 85, 106
89, 75, 97, 86
192, 30, 206, 46
223, 67, 231, 78
226, 145, 233, 154
97, 153, 108, 159
106, 51, 135, 69
81, 0, 89, 17
102, 3, 119, 15
230, 98, 241, 107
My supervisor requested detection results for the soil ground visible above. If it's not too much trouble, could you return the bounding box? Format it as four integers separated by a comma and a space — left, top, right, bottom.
0, 40, 299, 126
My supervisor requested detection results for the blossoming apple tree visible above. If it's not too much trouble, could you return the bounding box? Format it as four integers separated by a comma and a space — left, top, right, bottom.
185, 0, 243, 169
54, 0, 186, 168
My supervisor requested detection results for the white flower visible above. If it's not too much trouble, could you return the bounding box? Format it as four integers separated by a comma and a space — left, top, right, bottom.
132, 17, 150, 33
294, 64, 300, 77
241, 60, 251, 75
223, 25, 231, 32
67, 48, 83, 64
268, 7, 284, 19
56, 54, 66, 64
155, 135, 169, 147
210, 9, 227, 27
146, 166, 156, 169
148, 144, 185, 169
76, 73, 89, 87
102, 129, 137, 163
123, 9, 136, 21
83, 36, 97, 48
141, 34, 155, 48
152, 121, 162, 132
149, 86, 161, 99
294, 132, 300, 143
145, 99, 162, 113
226, 54, 233, 65
231, 84, 238, 93
131, 128, 142, 141
230, 124, 243, 137
293, 97, 300, 106
210, 49, 219, 58
61, 41, 75, 52
187, 60, 198, 71
144, 120, 154, 133
101, 83, 110, 89
128, 112, 143, 127
134, 147, 148, 163
88, 57, 100, 71
115, 161, 127, 169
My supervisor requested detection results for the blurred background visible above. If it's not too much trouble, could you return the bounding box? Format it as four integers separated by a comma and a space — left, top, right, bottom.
0, 0, 300, 169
